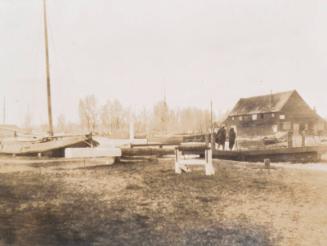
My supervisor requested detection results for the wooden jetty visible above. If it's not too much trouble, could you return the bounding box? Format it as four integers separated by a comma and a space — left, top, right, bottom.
187, 146, 327, 163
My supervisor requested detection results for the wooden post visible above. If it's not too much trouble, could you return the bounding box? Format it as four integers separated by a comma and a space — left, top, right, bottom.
264, 158, 270, 169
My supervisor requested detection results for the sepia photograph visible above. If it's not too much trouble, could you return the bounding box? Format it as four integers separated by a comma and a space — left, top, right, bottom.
1, 0, 327, 245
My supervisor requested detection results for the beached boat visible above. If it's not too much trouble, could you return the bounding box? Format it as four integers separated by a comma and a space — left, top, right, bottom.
0, 134, 97, 157
0, 1, 100, 158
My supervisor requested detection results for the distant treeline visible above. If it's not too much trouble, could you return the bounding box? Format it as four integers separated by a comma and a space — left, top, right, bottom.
39, 95, 228, 137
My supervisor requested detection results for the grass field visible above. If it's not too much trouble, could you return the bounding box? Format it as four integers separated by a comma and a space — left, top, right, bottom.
0, 157, 327, 245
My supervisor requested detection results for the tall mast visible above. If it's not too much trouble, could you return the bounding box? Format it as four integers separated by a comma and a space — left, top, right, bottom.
210, 99, 213, 131
3, 97, 6, 124
43, 0, 54, 136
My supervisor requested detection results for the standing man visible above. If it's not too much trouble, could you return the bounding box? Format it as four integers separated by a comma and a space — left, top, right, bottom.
228, 128, 236, 150
216, 126, 226, 150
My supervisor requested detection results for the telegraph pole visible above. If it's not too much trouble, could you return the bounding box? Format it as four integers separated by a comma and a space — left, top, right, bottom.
43, 0, 54, 136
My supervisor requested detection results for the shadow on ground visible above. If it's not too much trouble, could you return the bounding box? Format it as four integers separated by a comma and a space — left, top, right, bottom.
0, 161, 279, 246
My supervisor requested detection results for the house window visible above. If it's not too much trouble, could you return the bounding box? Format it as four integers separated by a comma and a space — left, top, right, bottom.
271, 113, 275, 118
259, 113, 264, 119
231, 117, 235, 121
279, 114, 286, 120
252, 114, 257, 120
239, 116, 243, 121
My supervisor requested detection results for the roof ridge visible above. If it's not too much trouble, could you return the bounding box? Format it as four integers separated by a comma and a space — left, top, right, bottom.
239, 90, 295, 100
229, 90, 296, 116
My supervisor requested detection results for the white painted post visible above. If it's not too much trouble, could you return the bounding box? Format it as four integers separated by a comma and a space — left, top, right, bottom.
175, 149, 182, 174
205, 149, 215, 175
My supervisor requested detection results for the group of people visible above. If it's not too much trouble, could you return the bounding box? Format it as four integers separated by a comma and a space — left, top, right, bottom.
215, 126, 237, 150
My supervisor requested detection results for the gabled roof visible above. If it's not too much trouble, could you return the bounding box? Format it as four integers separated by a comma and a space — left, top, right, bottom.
229, 90, 295, 116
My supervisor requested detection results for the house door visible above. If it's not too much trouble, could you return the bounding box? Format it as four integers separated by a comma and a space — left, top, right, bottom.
272, 125, 278, 133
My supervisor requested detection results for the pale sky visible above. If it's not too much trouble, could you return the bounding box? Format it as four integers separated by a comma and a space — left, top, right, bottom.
1, 0, 327, 126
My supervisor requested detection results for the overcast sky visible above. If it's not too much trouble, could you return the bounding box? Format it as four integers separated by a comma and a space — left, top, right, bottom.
1, 0, 327, 126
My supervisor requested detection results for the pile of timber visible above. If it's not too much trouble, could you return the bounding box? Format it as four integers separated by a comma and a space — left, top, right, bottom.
121, 147, 174, 157
122, 142, 208, 157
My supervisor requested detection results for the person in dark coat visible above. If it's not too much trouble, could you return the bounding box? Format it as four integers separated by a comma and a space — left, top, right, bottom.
216, 126, 226, 150
228, 128, 236, 150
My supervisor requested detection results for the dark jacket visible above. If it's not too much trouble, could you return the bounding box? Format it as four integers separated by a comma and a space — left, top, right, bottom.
216, 127, 226, 144
229, 128, 236, 143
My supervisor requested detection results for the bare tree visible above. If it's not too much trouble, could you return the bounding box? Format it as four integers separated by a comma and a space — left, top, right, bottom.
100, 101, 112, 134
100, 99, 128, 136
134, 107, 149, 137
111, 99, 126, 130
76, 96, 216, 137
79, 95, 98, 133
152, 100, 169, 134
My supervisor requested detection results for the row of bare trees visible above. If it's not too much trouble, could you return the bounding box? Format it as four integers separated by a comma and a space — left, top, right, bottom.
55, 95, 227, 137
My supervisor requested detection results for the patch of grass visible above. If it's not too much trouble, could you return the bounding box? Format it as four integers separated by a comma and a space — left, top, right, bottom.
1, 158, 313, 245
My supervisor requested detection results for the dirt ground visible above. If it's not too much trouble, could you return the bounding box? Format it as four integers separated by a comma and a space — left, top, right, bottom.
0, 157, 327, 246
